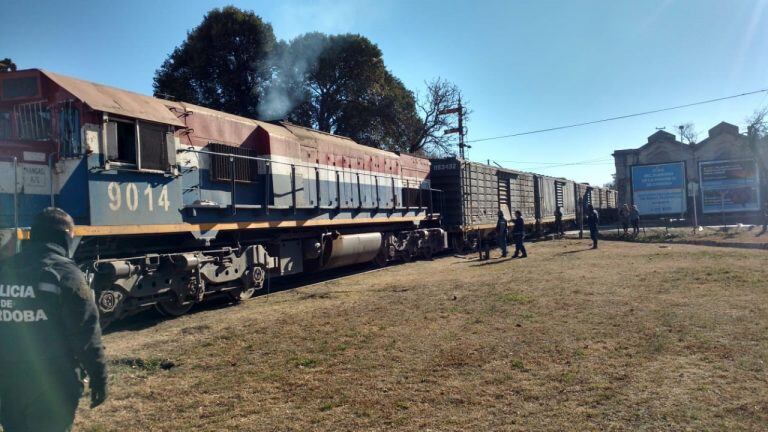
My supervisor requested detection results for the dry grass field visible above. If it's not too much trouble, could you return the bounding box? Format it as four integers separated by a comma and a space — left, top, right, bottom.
74, 238, 768, 431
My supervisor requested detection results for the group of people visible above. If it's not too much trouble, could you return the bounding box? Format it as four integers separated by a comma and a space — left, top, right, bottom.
495, 203, 605, 255
618, 204, 641, 237
495, 210, 527, 258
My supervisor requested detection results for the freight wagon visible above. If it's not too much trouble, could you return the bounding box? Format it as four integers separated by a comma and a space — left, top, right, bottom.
0, 69, 446, 323
430, 158, 592, 250
534, 174, 577, 227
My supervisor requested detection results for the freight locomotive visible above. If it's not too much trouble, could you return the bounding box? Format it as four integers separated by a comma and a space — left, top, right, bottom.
0, 69, 616, 323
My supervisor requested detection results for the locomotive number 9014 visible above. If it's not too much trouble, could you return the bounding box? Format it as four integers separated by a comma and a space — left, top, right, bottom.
107, 182, 171, 212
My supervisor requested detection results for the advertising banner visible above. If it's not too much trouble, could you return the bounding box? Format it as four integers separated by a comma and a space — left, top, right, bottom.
699, 159, 760, 214
631, 162, 686, 215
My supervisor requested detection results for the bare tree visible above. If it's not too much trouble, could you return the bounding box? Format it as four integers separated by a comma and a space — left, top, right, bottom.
746, 107, 767, 139
410, 78, 469, 155
678, 122, 698, 144
746, 107, 768, 203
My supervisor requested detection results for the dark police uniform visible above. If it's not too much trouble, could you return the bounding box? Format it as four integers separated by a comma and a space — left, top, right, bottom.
496, 214, 509, 257
512, 215, 527, 258
0, 241, 107, 432
587, 208, 600, 249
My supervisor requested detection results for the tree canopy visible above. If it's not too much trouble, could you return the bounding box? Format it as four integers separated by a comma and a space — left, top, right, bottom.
267, 32, 421, 150
0, 58, 17, 72
153, 6, 276, 118
154, 6, 467, 155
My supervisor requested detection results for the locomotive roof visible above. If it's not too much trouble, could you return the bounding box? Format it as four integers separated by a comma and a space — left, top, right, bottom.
39, 70, 187, 127
30, 69, 405, 160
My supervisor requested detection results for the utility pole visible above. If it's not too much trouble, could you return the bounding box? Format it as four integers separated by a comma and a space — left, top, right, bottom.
441, 97, 469, 159
679, 125, 686, 223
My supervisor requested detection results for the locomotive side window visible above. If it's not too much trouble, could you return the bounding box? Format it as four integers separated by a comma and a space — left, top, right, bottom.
14, 100, 51, 140
106, 118, 137, 165
58, 103, 82, 156
0, 111, 10, 139
139, 121, 168, 171
106, 117, 174, 171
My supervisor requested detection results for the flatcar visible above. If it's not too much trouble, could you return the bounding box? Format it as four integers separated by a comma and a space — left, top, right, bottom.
0, 69, 446, 323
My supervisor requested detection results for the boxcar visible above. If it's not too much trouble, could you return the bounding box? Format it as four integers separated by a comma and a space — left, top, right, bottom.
430, 158, 538, 250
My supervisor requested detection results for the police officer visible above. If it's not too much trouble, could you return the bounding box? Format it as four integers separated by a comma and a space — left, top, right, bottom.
587, 204, 600, 249
512, 210, 527, 258
0, 207, 108, 431
496, 210, 509, 258
554, 206, 564, 237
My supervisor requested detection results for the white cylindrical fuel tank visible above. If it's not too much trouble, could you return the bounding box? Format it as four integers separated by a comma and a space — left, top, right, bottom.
322, 233, 382, 270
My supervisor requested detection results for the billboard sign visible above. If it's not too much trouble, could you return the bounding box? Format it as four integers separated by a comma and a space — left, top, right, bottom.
631, 162, 686, 215
699, 159, 760, 214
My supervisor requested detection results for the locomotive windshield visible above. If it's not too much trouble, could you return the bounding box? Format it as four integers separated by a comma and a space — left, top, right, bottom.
1, 76, 40, 100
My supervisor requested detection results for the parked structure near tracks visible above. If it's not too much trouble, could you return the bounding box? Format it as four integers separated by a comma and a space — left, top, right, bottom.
613, 122, 766, 224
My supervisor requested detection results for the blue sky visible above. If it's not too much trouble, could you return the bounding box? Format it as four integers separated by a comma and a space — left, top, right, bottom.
2, 0, 767, 186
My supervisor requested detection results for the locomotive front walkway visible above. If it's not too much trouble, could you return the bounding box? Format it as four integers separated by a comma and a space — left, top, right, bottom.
77, 239, 767, 431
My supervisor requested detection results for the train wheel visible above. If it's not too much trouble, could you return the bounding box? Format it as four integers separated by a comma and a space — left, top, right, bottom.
229, 287, 256, 302
155, 295, 194, 317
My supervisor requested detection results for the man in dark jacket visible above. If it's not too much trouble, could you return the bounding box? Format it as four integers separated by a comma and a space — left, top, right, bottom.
0, 208, 108, 431
554, 206, 564, 237
496, 210, 508, 257
587, 204, 600, 249
512, 210, 527, 258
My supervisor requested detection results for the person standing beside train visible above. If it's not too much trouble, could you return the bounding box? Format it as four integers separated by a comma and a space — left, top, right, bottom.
587, 204, 600, 249
0, 208, 108, 432
496, 210, 509, 258
512, 210, 527, 258
554, 206, 564, 237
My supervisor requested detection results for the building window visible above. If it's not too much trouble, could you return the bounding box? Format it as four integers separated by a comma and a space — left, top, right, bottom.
209, 142, 259, 183
106, 118, 174, 171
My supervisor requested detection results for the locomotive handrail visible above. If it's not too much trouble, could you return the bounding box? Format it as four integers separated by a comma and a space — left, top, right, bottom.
178, 147, 431, 212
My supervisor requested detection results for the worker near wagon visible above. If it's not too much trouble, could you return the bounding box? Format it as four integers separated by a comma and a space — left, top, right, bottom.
0, 207, 108, 432
496, 210, 509, 258
619, 204, 630, 236
630, 204, 641, 237
587, 204, 600, 249
512, 210, 527, 258
554, 206, 564, 237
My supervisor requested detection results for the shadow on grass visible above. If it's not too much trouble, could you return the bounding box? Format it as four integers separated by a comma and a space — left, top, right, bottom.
558, 248, 594, 255
470, 257, 524, 266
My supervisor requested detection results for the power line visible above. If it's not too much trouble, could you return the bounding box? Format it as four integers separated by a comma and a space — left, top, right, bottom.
496, 157, 611, 165
466, 88, 768, 144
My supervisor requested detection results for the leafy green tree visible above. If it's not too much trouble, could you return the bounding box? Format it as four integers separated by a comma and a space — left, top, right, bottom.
153, 6, 276, 118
